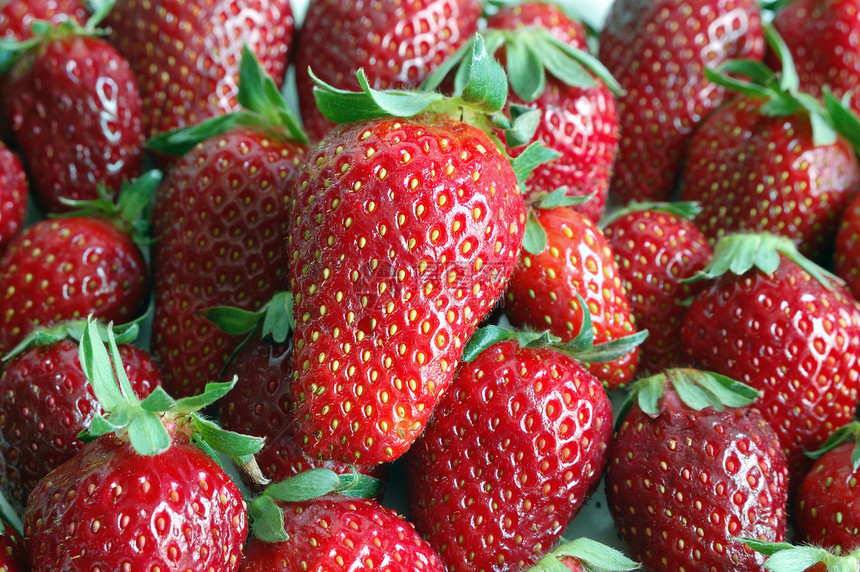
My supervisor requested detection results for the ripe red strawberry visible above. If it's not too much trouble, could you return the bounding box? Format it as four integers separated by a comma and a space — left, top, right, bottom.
743, 539, 860, 572
1, 8, 145, 213
601, 202, 712, 374
606, 368, 789, 571
24, 318, 259, 570
529, 538, 639, 572
294, 0, 482, 141
0, 320, 160, 511
0, 521, 26, 572
485, 1, 588, 46
681, 233, 860, 483
504, 205, 641, 389
0, 1, 87, 40
794, 422, 860, 554
769, 0, 860, 115
103, 0, 294, 139
288, 42, 528, 464
599, 0, 765, 204
404, 327, 615, 571
0, 142, 27, 254
146, 48, 307, 397
0, 172, 157, 355
834, 190, 860, 299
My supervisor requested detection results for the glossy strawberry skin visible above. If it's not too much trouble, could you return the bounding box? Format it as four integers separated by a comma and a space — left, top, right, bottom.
288, 115, 526, 464
607, 392, 788, 572
0, 217, 149, 355
150, 128, 304, 397
505, 207, 639, 389
486, 1, 588, 47
24, 433, 247, 570
404, 340, 613, 572
0, 526, 27, 572
0, 339, 161, 511
3, 35, 144, 214
794, 442, 860, 553
294, 0, 482, 141
0, 1, 88, 39
680, 97, 860, 259
834, 191, 860, 299
238, 495, 444, 571
599, 0, 765, 204
0, 142, 27, 254
681, 257, 860, 482
602, 208, 712, 374
103, 0, 294, 139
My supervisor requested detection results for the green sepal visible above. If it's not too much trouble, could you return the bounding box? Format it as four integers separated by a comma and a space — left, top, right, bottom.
139, 387, 177, 412
741, 538, 860, 572
126, 408, 171, 456
1, 318, 140, 362
805, 421, 860, 474
505, 32, 546, 102
540, 32, 623, 95
191, 432, 225, 470
190, 414, 265, 466
419, 39, 473, 93
146, 112, 268, 156
80, 412, 127, 440
523, 208, 548, 255
571, 329, 648, 364
455, 34, 508, 113
599, 201, 703, 228
262, 467, 383, 503
0, 489, 22, 537
824, 90, 860, 154
510, 141, 561, 188
528, 537, 640, 572
202, 292, 294, 344
504, 105, 542, 148
201, 305, 267, 337
79, 318, 132, 412
461, 325, 557, 363
249, 495, 289, 543
172, 379, 238, 414
537, 188, 596, 210
764, 21, 799, 94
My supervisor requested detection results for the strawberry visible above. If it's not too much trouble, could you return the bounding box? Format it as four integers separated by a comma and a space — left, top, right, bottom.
0, 172, 157, 355
484, 1, 589, 46
288, 39, 531, 464
794, 422, 860, 554
679, 24, 860, 259
293, 0, 482, 141
743, 539, 860, 572
680, 233, 860, 484
601, 201, 712, 374
103, 0, 294, 139
403, 323, 622, 571
834, 190, 860, 299
0, 4, 144, 214
504, 203, 643, 390
145, 48, 308, 398
527, 538, 639, 572
0, 1, 87, 40
606, 368, 788, 571
769, 0, 860, 115
24, 318, 260, 570
0, 529, 25, 572
598, 0, 765, 204
0, 141, 27, 254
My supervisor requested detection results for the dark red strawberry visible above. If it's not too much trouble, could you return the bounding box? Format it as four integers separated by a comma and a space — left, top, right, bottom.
0, 171, 157, 355
0, 320, 160, 511
23, 318, 259, 570
834, 190, 860, 299
0, 141, 27, 254
146, 48, 307, 398
681, 233, 860, 484
103, 0, 294, 139
599, 0, 765, 204
601, 202, 712, 374
606, 368, 788, 571
1, 6, 145, 214
0, 521, 26, 572
404, 325, 616, 571
293, 0, 482, 141
288, 42, 528, 464
505, 204, 642, 389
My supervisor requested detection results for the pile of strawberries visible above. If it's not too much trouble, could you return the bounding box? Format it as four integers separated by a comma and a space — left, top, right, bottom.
2, 0, 860, 570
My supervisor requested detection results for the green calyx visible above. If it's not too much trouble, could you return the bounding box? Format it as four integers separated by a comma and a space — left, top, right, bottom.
706, 22, 860, 152
742, 538, 860, 572
598, 201, 703, 228
805, 421, 860, 475
683, 232, 838, 288
528, 537, 639, 572
76, 316, 264, 467
462, 293, 647, 364
146, 45, 308, 156
616, 368, 759, 430
0, 490, 22, 537
248, 468, 384, 543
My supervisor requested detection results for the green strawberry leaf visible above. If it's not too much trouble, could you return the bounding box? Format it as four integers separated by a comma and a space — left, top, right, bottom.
419, 38, 472, 93
538, 188, 596, 209
599, 201, 703, 228
146, 112, 268, 156
572, 329, 648, 364
81, 412, 127, 440
533, 33, 595, 91
523, 208, 548, 255
260, 292, 295, 344
741, 538, 857, 572
327, 468, 384, 499
249, 495, 288, 543
191, 431, 225, 470
764, 21, 799, 94
805, 421, 860, 473
461, 325, 557, 362
824, 90, 860, 154
1, 317, 137, 362
126, 408, 171, 456
540, 32, 623, 95
139, 387, 177, 412
504, 105, 542, 148
506, 34, 546, 102
529, 537, 640, 571
511, 141, 561, 188
172, 379, 238, 414
79, 318, 127, 412
190, 414, 265, 465
456, 34, 509, 113
0, 489, 22, 537
261, 467, 383, 503
201, 305, 266, 336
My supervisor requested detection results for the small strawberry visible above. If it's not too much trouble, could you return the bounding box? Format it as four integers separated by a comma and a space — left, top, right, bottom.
681, 233, 860, 483
794, 422, 860, 554
679, 24, 860, 259
103, 0, 294, 139
0, 319, 160, 511
240, 470, 442, 570
504, 200, 644, 390
606, 368, 788, 572
294, 0, 482, 141
404, 321, 632, 571
288, 37, 532, 464
145, 47, 308, 398
24, 317, 261, 570
834, 190, 860, 299
601, 201, 712, 374
0, 2, 145, 213
0, 171, 158, 355
599, 0, 765, 203
528, 538, 639, 572
0, 141, 27, 254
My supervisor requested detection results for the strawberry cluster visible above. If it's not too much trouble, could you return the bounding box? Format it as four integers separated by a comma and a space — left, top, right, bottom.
1, 0, 860, 571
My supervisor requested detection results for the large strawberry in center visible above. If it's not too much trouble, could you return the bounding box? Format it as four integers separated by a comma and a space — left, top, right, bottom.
288, 39, 530, 464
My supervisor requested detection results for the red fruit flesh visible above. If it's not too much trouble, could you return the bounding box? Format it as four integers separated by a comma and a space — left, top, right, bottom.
3, 35, 145, 213
404, 340, 613, 572
0, 142, 27, 254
